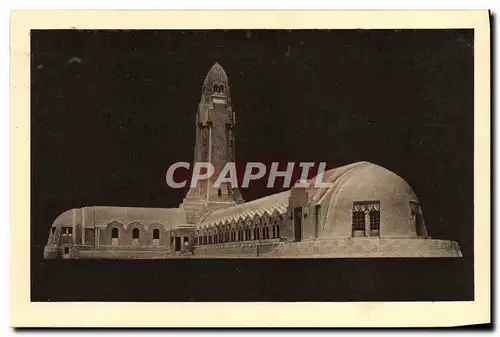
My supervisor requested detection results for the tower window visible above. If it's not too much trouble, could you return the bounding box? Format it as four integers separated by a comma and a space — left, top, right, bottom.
213, 83, 218, 92
132, 228, 140, 239
111, 227, 119, 239
219, 84, 224, 93
153, 229, 160, 239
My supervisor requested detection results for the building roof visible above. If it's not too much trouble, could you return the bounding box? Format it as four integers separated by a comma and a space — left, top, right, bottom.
197, 190, 290, 229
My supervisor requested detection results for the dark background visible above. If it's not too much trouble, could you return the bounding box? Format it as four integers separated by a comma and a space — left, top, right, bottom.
31, 29, 474, 301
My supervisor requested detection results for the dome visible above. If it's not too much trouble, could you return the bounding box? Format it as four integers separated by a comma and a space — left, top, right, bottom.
317, 162, 428, 239
202, 62, 230, 98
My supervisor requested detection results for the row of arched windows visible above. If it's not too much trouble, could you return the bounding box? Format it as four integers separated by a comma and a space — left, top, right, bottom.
196, 224, 280, 245
213, 83, 225, 94
111, 227, 160, 239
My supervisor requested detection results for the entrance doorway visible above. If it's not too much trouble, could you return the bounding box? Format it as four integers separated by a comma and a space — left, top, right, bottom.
174, 237, 181, 251
293, 207, 302, 242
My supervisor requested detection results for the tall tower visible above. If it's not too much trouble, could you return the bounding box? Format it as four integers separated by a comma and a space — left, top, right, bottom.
181, 62, 244, 223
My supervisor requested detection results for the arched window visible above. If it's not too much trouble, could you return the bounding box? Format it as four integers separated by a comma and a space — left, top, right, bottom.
112, 227, 119, 239
213, 83, 218, 92
153, 228, 160, 239
219, 84, 225, 93
132, 228, 140, 239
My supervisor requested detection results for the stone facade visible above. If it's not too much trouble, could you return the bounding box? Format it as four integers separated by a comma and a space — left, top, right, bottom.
43, 62, 462, 259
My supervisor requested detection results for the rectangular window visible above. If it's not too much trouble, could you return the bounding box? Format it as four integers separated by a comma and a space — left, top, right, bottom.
85, 228, 94, 244
352, 201, 380, 237
370, 210, 380, 236
315, 205, 321, 237
352, 211, 366, 237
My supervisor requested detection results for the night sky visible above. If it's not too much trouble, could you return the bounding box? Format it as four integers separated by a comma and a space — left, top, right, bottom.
31, 30, 474, 301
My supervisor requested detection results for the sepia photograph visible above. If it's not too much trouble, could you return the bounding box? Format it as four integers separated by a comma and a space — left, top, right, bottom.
10, 10, 490, 327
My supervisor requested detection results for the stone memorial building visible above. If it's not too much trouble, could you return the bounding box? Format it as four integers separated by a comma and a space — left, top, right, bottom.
43, 63, 462, 259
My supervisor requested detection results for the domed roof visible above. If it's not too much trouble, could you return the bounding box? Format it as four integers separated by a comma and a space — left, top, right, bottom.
312, 162, 427, 238
202, 62, 230, 98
